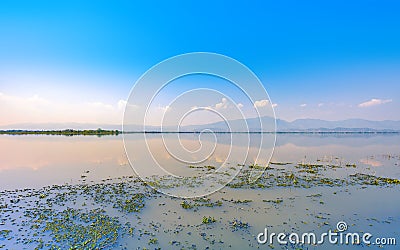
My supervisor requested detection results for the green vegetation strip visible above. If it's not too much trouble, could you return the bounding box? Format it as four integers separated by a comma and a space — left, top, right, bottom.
0, 129, 120, 136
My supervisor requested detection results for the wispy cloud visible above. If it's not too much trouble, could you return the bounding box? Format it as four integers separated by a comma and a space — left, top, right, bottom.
118, 100, 127, 110
0, 92, 128, 125
157, 105, 171, 113
300, 103, 307, 107
0, 92, 49, 107
88, 102, 114, 110
118, 100, 139, 110
358, 98, 392, 108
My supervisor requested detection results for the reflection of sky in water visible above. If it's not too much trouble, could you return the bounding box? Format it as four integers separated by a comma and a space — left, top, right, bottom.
0, 134, 399, 190
360, 158, 383, 167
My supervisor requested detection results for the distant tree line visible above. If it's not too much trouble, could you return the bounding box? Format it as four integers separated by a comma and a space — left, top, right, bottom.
0, 128, 121, 136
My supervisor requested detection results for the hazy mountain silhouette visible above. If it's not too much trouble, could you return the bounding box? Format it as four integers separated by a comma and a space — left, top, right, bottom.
2, 117, 400, 132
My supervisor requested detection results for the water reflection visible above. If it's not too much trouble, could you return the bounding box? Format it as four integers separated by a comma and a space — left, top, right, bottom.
0, 133, 399, 190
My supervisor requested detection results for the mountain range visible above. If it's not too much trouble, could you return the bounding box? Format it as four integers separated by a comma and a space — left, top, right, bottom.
1, 117, 400, 132
178, 117, 400, 132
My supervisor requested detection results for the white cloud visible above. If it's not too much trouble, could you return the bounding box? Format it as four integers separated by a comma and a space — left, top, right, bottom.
358, 98, 392, 108
253, 99, 270, 108
318, 103, 324, 107
300, 103, 307, 107
253, 99, 277, 109
215, 98, 228, 109
211, 99, 247, 110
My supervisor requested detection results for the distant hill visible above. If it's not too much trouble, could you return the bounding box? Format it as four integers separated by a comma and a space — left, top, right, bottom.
180, 117, 400, 132
279, 118, 400, 131
1, 118, 400, 132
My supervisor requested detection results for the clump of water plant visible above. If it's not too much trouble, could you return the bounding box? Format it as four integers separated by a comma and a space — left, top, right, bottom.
188, 165, 216, 170
263, 199, 283, 204
41, 208, 122, 249
202, 216, 216, 224
0, 229, 12, 240
229, 218, 249, 231
248, 164, 265, 170
180, 200, 194, 209
148, 238, 158, 244
180, 198, 222, 210
269, 162, 292, 166
232, 199, 252, 204
113, 193, 145, 213
350, 173, 400, 185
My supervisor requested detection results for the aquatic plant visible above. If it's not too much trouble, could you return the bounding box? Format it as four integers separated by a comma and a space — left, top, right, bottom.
113, 193, 145, 213
180, 200, 193, 209
229, 218, 249, 231
263, 199, 283, 204
180, 198, 222, 209
232, 199, 252, 204
202, 216, 216, 224
0, 230, 12, 240
350, 173, 400, 185
41, 208, 122, 249
269, 162, 292, 165
148, 238, 158, 244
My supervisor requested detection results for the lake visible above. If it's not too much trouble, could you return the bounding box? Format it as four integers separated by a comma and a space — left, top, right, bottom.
0, 133, 399, 249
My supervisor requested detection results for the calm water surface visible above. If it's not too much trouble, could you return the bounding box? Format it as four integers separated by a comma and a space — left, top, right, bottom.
1, 134, 399, 189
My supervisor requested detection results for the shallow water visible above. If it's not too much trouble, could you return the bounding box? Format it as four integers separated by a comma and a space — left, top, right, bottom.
0, 133, 399, 249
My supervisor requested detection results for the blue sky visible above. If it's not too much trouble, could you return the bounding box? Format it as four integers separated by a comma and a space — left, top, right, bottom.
0, 0, 399, 125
